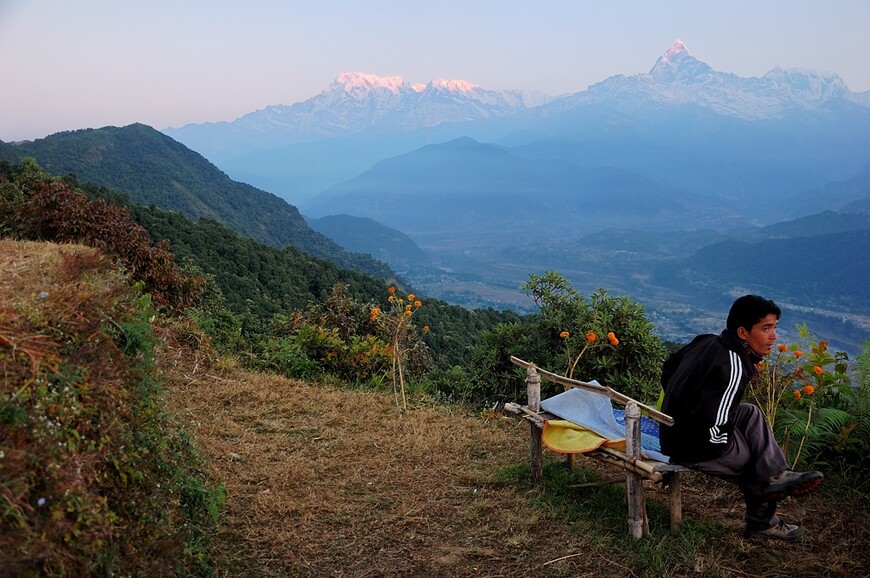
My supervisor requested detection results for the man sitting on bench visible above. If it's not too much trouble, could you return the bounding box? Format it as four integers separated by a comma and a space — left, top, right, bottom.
658, 295, 823, 540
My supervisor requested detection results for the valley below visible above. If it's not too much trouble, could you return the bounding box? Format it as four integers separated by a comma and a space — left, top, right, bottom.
400, 228, 870, 353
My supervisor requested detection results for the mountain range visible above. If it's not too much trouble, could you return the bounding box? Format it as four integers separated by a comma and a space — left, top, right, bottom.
164, 72, 548, 162
560, 40, 870, 118
3, 41, 868, 352
165, 40, 870, 212
171, 40, 870, 349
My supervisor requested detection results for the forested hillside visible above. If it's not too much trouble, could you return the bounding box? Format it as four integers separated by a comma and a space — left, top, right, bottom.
0, 124, 392, 279
0, 159, 524, 374
306, 213, 432, 271
677, 231, 870, 312
133, 203, 533, 372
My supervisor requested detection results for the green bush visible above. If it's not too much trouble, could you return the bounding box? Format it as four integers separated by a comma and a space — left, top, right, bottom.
470, 272, 666, 405
426, 365, 476, 403
254, 335, 326, 380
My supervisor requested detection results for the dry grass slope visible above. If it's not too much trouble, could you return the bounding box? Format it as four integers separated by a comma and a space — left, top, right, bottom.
161, 357, 870, 577
1, 240, 219, 576
162, 366, 557, 576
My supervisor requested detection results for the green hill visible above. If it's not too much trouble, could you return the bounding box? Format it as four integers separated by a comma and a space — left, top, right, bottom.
0, 124, 393, 279
684, 230, 870, 312
131, 206, 387, 321
307, 213, 432, 271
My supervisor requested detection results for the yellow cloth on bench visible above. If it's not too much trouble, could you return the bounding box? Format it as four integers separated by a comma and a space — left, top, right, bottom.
542, 419, 626, 454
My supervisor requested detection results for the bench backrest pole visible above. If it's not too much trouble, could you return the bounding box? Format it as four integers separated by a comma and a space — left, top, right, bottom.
509, 355, 674, 426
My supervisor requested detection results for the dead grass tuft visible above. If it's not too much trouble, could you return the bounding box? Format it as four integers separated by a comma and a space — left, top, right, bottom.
0, 241, 113, 374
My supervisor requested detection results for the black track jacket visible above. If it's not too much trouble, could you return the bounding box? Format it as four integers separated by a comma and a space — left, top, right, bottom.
659, 330, 757, 464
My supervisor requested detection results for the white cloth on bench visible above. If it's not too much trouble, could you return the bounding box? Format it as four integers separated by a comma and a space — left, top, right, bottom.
540, 386, 670, 463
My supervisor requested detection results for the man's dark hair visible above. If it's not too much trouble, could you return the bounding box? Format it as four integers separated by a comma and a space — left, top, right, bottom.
726, 295, 781, 332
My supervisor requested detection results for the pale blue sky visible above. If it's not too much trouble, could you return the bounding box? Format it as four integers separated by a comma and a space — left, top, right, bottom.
1, 0, 868, 142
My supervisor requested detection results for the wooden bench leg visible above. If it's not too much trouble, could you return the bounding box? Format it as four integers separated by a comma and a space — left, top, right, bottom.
625, 403, 647, 538
627, 470, 646, 538
530, 422, 543, 480
527, 365, 543, 480
666, 472, 682, 532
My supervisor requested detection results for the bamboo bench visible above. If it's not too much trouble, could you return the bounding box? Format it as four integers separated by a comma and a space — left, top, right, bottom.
503, 356, 688, 538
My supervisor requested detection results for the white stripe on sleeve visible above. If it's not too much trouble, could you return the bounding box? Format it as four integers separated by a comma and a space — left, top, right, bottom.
708, 351, 742, 445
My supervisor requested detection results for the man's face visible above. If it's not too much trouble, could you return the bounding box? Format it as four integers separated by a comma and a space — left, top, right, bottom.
740, 313, 779, 356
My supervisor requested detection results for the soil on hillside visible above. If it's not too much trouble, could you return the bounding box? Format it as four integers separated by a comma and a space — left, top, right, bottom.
157, 344, 870, 578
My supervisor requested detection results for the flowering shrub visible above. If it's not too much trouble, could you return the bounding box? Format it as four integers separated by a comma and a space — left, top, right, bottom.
257, 284, 392, 383
527, 273, 664, 400
372, 286, 429, 410
559, 327, 619, 384
470, 272, 665, 404
748, 323, 863, 468
256, 284, 430, 402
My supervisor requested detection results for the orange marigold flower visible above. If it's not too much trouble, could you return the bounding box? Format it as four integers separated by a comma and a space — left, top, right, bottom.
405, 304, 412, 311
803, 385, 815, 396
388, 295, 394, 302
404, 310, 412, 316
586, 331, 597, 342
370, 307, 381, 320
813, 365, 823, 375
607, 332, 619, 346
793, 390, 801, 400
756, 361, 766, 372
387, 286, 396, 294
777, 343, 788, 352
422, 325, 430, 333
559, 330, 570, 339
414, 300, 422, 307
407, 294, 415, 301
794, 350, 804, 358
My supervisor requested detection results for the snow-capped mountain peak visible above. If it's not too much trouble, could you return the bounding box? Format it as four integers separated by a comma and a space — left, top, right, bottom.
648, 40, 712, 83
427, 79, 480, 92
328, 72, 406, 98
197, 72, 537, 144
659, 39, 689, 62
574, 40, 863, 119
760, 67, 849, 101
